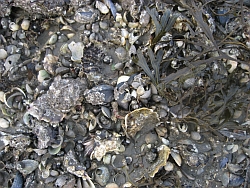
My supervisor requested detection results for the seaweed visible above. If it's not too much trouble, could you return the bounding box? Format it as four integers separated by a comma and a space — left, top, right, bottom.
136, 49, 163, 86
146, 7, 179, 46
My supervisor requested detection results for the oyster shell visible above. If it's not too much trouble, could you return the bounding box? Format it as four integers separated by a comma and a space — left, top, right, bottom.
28, 76, 87, 123
123, 108, 160, 138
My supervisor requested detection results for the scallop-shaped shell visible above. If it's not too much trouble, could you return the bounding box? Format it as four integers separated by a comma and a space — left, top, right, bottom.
124, 108, 159, 138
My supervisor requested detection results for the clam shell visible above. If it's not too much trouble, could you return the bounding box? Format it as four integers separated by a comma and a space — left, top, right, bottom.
170, 151, 182, 166
96, 1, 109, 14
0, 118, 10, 128
0, 49, 7, 59
21, 19, 30, 30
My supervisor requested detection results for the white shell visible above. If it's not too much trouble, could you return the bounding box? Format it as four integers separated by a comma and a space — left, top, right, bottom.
0, 49, 8, 59
21, 19, 30, 30
96, 1, 109, 14
227, 59, 237, 73
9, 22, 20, 31
0, 118, 10, 128
171, 151, 182, 166
68, 41, 84, 62
38, 70, 50, 83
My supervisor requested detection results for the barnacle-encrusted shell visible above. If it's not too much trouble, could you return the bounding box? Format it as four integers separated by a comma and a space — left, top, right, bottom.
124, 108, 160, 138
90, 137, 124, 161
84, 85, 114, 105
28, 76, 87, 123
74, 7, 98, 23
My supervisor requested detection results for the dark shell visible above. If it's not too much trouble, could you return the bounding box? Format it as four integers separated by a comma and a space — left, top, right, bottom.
84, 85, 114, 105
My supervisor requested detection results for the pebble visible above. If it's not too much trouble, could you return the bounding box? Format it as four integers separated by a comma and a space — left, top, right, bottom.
99, 21, 108, 30
0, 91, 5, 102
190, 131, 201, 141
92, 23, 100, 33
115, 47, 127, 60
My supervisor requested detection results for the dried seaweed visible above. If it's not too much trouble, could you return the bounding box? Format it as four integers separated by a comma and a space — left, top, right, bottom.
146, 7, 178, 46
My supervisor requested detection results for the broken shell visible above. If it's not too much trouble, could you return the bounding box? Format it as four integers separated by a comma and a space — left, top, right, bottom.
0, 49, 7, 59
9, 22, 19, 31
95, 166, 110, 186
17, 159, 39, 175
60, 25, 75, 32
21, 19, 30, 30
74, 8, 97, 24
60, 43, 70, 55
4, 87, 26, 110
171, 151, 182, 166
149, 145, 170, 177
68, 41, 84, 62
0, 118, 10, 128
38, 70, 50, 82
96, 1, 109, 14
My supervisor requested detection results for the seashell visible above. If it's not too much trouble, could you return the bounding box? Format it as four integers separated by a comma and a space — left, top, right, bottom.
96, 1, 109, 14
106, 183, 119, 188
227, 163, 243, 175
124, 108, 160, 138
171, 151, 182, 166
101, 106, 111, 118
74, 8, 97, 23
128, 31, 140, 44
68, 41, 84, 62
38, 70, 50, 83
139, 10, 150, 27
115, 47, 127, 60
240, 63, 250, 71
4, 54, 21, 73
227, 59, 237, 73
128, 22, 139, 28
0, 49, 7, 59
140, 88, 151, 99
46, 33, 58, 45
17, 159, 39, 175
4, 87, 26, 110
59, 43, 70, 55
149, 145, 171, 177
66, 33, 75, 39
84, 85, 114, 105
60, 25, 75, 32
121, 29, 129, 39
11, 171, 23, 188
103, 154, 112, 164
164, 161, 174, 172
120, 36, 126, 46
9, 22, 19, 31
95, 166, 110, 186
21, 19, 30, 30
0, 117, 10, 128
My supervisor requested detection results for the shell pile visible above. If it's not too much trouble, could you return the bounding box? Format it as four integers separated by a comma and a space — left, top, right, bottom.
0, 0, 250, 187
